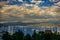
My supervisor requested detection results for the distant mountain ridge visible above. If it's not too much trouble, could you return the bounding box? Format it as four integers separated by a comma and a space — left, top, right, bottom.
0, 22, 60, 27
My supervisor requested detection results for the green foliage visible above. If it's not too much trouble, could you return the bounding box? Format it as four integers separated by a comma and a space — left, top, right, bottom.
24, 34, 32, 40
12, 30, 24, 40
2, 31, 12, 40
32, 30, 41, 40
2, 30, 60, 40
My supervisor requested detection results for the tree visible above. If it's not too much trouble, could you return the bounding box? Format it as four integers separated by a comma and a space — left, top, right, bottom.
51, 33, 60, 40
44, 30, 53, 40
2, 31, 12, 40
24, 34, 32, 40
32, 30, 40, 40
12, 30, 24, 40
38, 31, 45, 40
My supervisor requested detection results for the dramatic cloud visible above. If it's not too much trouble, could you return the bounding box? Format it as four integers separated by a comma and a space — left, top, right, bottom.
54, 1, 60, 6
0, 3, 60, 23
49, 0, 59, 2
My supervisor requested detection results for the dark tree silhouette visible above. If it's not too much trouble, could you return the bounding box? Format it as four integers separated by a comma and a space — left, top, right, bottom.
2, 31, 12, 40
32, 30, 40, 40
2, 29, 60, 40
12, 30, 24, 40
24, 34, 32, 40
38, 31, 45, 40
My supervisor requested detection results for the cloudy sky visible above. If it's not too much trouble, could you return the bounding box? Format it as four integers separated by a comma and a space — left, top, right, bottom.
0, 0, 60, 23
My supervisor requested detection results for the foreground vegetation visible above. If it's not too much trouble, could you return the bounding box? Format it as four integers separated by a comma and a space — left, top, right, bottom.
2, 30, 60, 40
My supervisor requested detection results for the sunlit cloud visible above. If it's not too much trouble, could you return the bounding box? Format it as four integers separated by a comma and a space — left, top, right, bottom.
0, 3, 60, 23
